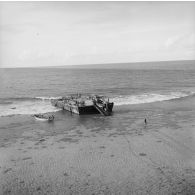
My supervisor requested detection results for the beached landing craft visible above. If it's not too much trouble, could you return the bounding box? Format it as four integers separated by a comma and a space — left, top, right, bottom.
51, 94, 114, 116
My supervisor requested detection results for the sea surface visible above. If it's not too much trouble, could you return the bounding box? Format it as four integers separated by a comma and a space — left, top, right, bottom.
0, 61, 195, 117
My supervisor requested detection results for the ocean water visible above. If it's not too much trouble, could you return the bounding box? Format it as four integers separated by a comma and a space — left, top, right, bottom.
0, 61, 195, 117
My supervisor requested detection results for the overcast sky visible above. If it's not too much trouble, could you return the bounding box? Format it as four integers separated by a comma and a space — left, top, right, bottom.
0, 1, 195, 67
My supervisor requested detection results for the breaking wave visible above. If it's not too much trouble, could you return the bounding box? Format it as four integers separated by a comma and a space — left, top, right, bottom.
0, 91, 194, 117
35, 96, 62, 100
0, 98, 61, 117
111, 91, 194, 106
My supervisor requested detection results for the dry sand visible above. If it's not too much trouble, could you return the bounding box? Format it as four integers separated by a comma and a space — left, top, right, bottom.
0, 103, 195, 195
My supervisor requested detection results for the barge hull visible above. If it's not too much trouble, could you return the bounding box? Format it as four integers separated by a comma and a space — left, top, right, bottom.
51, 96, 114, 115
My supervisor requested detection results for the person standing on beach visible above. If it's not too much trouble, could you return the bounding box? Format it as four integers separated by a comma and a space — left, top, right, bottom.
144, 118, 147, 125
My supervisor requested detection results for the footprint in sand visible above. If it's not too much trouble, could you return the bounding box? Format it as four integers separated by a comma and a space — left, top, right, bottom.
64, 172, 69, 176
39, 138, 45, 142
42, 146, 47, 148
100, 146, 106, 149
139, 153, 147, 156
59, 146, 65, 149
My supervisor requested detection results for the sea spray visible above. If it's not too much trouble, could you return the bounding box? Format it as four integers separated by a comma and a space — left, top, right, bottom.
111, 91, 194, 106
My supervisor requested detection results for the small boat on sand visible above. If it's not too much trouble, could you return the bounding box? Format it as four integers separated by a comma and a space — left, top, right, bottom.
34, 114, 54, 121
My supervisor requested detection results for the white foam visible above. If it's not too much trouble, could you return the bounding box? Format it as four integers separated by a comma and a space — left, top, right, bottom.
0, 91, 193, 116
0, 100, 61, 117
35, 96, 62, 100
111, 91, 193, 106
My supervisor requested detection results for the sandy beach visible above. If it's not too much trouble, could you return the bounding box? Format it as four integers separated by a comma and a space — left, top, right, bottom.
0, 96, 195, 195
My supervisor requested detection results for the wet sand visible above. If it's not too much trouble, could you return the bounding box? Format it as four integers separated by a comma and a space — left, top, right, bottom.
0, 97, 195, 195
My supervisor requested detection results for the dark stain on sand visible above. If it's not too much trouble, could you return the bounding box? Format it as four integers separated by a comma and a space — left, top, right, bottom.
3, 168, 12, 174
42, 146, 47, 148
35, 138, 46, 145
76, 130, 83, 135
139, 153, 147, 156
90, 129, 101, 133
100, 146, 106, 149
64, 172, 69, 176
58, 137, 78, 143
59, 146, 65, 149
22, 157, 32, 161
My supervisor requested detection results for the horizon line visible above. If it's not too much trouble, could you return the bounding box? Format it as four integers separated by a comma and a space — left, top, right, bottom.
1, 59, 195, 69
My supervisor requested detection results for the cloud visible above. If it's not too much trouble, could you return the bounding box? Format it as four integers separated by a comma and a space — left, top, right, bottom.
1, 2, 195, 67
165, 33, 195, 50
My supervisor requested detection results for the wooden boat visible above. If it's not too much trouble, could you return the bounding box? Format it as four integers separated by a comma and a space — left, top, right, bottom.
34, 114, 54, 121
51, 94, 114, 116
